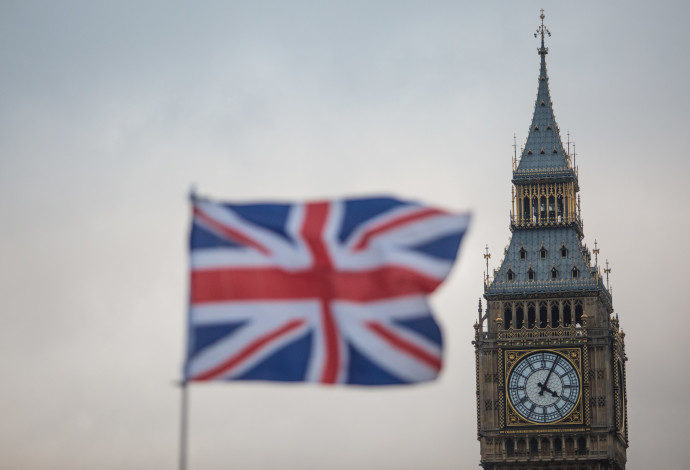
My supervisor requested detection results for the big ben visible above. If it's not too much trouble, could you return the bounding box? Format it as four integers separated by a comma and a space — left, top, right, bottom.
474, 12, 628, 469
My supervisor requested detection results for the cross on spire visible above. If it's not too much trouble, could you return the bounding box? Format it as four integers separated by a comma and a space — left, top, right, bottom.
535, 9, 551, 55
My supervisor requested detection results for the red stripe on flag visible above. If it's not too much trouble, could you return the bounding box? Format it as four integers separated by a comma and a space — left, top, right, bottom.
318, 299, 340, 384
353, 208, 446, 251
194, 206, 271, 255
191, 267, 441, 303
301, 202, 332, 267
365, 321, 442, 371
191, 318, 307, 381
300, 202, 340, 384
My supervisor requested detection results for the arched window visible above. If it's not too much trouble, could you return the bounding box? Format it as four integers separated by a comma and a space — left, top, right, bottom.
561, 245, 568, 258
551, 302, 560, 327
551, 267, 559, 279
504, 304, 513, 329
520, 247, 527, 260
564, 196, 569, 221
517, 438, 527, 454
540, 196, 547, 222
539, 302, 548, 328
554, 437, 563, 454
529, 438, 538, 455
563, 301, 572, 327
523, 198, 530, 224
565, 437, 575, 454
557, 195, 564, 222
541, 438, 550, 453
527, 303, 536, 328
507, 269, 514, 281
532, 196, 539, 222
577, 437, 587, 455
548, 195, 556, 222
575, 301, 583, 326
540, 246, 548, 259
528, 267, 535, 281
506, 439, 515, 456
572, 266, 579, 279
516, 304, 525, 329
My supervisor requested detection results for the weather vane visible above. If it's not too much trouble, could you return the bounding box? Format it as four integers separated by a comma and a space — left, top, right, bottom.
535, 9, 551, 54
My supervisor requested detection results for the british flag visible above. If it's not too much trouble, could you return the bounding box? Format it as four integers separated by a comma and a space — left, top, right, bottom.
185, 196, 470, 385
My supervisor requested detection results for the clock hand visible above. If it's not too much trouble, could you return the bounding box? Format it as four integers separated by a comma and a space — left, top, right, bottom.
537, 382, 559, 397
538, 356, 560, 396
543, 356, 559, 389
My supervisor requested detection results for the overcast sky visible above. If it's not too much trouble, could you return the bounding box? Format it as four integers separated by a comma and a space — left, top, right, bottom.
1, 1, 689, 469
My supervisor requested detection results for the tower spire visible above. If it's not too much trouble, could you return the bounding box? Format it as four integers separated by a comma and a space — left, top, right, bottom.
514, 9, 571, 178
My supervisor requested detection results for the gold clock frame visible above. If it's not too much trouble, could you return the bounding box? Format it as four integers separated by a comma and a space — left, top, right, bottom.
502, 348, 584, 428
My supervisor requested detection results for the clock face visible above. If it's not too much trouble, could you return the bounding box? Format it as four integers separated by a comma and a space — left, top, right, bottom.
507, 351, 580, 424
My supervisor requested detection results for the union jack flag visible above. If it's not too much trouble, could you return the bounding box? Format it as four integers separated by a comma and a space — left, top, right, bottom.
185, 196, 470, 385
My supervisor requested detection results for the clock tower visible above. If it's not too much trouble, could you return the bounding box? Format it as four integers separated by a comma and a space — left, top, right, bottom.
474, 12, 628, 469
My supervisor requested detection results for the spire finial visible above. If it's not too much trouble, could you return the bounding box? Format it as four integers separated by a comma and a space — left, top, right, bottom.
593, 239, 600, 267
483, 245, 491, 286
535, 9, 551, 55
513, 133, 518, 170
604, 259, 612, 289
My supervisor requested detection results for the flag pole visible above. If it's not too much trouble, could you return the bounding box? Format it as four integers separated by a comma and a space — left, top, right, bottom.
180, 186, 196, 470
178, 380, 189, 470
